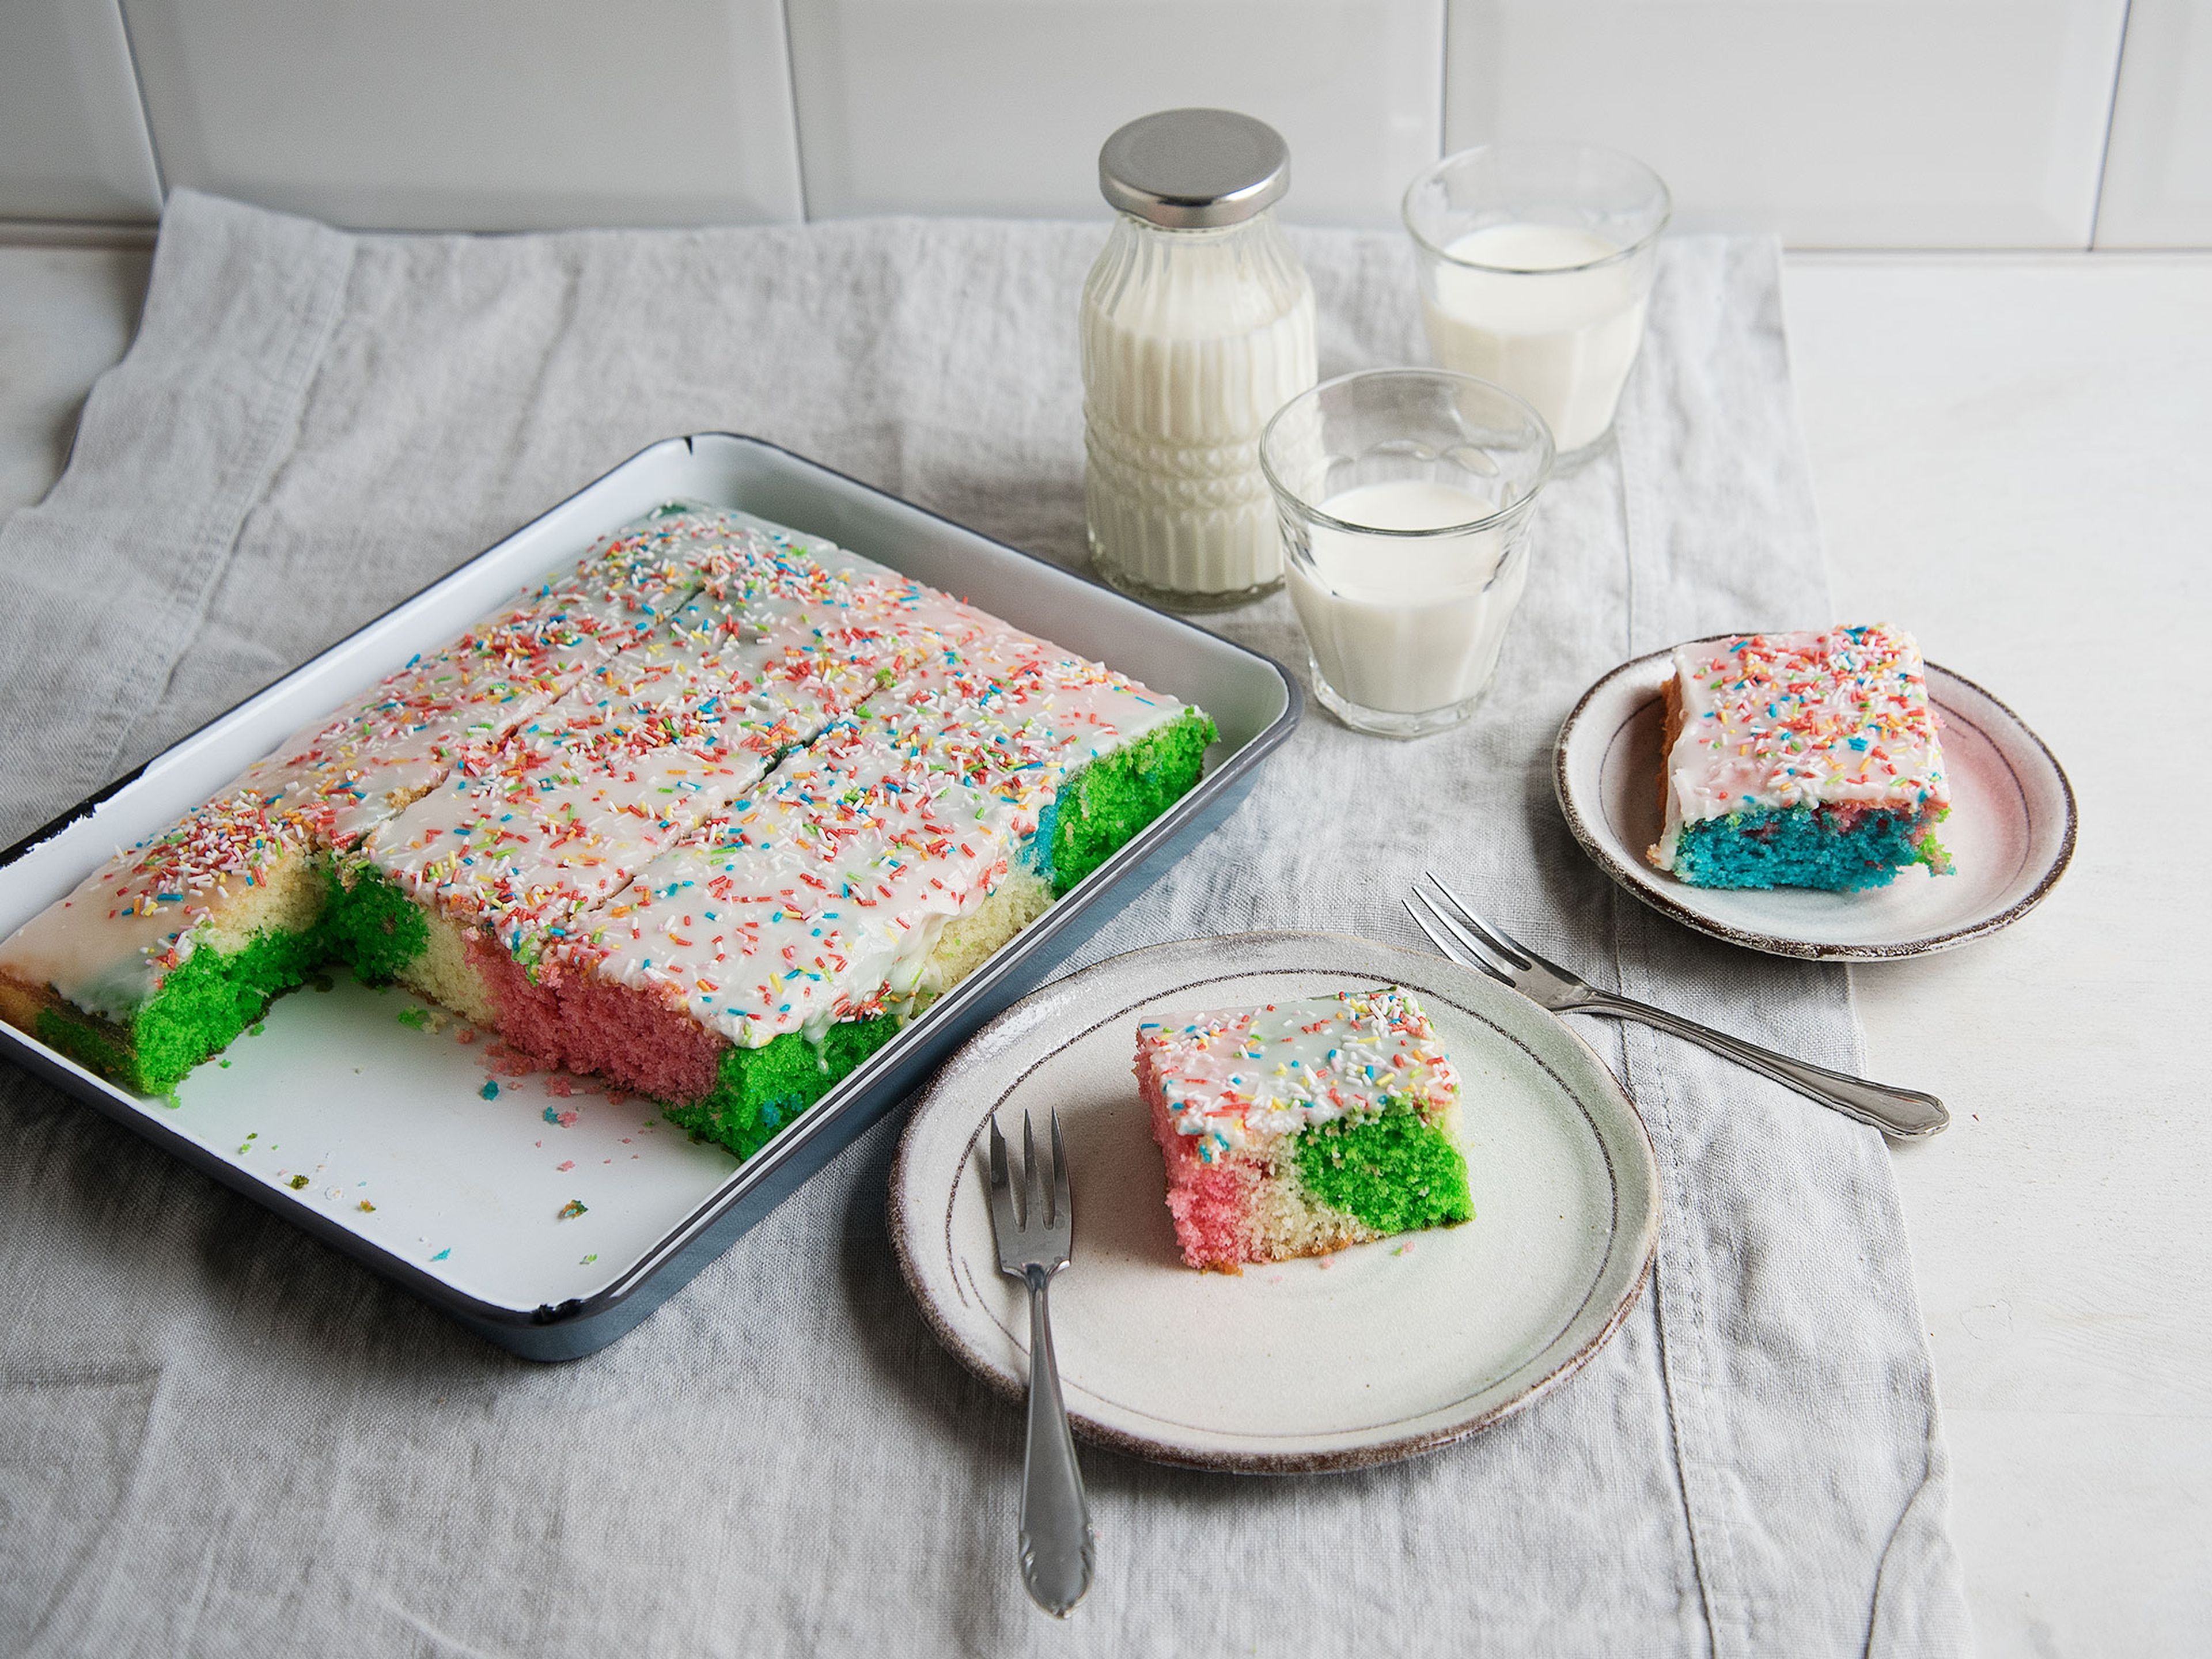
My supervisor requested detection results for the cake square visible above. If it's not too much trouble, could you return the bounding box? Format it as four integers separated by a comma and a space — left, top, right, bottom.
1647, 624, 1953, 891
1135, 987, 1473, 1272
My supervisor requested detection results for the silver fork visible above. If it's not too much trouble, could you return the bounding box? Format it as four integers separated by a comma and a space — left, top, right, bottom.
1405, 874, 1949, 1139
986, 1109, 1095, 1618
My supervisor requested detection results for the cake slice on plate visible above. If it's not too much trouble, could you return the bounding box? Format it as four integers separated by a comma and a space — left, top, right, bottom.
1135, 986, 1473, 1272
1647, 623, 1953, 891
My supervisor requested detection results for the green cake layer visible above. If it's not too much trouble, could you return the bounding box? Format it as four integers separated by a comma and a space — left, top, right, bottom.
320, 865, 430, 983
1295, 1099, 1474, 1235
664, 1014, 904, 1161
1048, 710, 1216, 892
36, 918, 327, 1096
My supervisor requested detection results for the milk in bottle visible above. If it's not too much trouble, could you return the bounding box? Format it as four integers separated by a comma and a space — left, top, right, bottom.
1082, 109, 1317, 609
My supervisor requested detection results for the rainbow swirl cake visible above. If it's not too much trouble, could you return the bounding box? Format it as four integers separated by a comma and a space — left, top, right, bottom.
0, 505, 1215, 1160
1647, 624, 1953, 892
1136, 987, 1474, 1271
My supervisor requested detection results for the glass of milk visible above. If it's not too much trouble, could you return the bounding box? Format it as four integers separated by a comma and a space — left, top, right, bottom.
1260, 369, 1554, 739
1403, 143, 1669, 468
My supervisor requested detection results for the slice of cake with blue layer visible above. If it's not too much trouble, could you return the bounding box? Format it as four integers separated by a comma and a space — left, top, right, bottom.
1647, 624, 1953, 892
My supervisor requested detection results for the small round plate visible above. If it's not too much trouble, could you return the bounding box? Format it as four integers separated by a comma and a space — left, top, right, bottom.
889, 931, 1659, 1474
1554, 641, 2077, 961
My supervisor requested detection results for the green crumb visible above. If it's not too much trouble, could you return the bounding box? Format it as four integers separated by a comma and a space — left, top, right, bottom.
396, 1007, 429, 1031
288, 1175, 310, 1191
479, 1080, 500, 1101
557, 1198, 588, 1220
1294, 1100, 1474, 1237
218, 1059, 232, 1069
665, 1013, 902, 1161
1050, 709, 1216, 893
580, 1253, 598, 1265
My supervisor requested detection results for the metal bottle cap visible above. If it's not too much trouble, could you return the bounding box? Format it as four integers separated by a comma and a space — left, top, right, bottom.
1098, 109, 1291, 229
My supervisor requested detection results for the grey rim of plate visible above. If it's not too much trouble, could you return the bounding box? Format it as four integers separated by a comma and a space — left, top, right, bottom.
1552, 638, 2078, 961
889, 931, 1661, 1475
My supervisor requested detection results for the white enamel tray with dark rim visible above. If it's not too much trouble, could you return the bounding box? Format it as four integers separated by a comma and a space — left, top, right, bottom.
1554, 639, 2077, 961
890, 932, 1661, 1474
0, 434, 1301, 1360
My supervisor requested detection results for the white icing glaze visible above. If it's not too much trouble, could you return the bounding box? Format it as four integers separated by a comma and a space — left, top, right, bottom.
366, 618, 849, 963
1135, 986, 1458, 1161
593, 626, 1185, 1046
360, 531, 993, 964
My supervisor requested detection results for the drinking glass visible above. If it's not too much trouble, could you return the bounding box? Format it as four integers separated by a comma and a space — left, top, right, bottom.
1403, 143, 1669, 467
1259, 369, 1554, 739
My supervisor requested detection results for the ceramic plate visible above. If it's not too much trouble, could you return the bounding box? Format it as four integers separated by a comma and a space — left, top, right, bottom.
1554, 642, 2077, 961
889, 932, 1660, 1473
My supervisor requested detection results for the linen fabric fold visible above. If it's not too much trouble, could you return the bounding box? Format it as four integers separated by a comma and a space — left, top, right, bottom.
0, 191, 1967, 1658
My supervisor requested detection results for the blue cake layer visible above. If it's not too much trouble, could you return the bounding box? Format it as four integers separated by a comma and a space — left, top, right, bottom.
1672, 805, 1948, 892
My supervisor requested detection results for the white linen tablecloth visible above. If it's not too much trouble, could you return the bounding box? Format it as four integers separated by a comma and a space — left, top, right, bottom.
0, 191, 1968, 1658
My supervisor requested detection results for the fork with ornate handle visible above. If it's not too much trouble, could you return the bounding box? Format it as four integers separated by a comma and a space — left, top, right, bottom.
986, 1109, 1096, 1616
1406, 875, 1949, 1139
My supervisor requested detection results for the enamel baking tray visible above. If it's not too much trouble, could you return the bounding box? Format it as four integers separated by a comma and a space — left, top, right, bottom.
0, 434, 1300, 1359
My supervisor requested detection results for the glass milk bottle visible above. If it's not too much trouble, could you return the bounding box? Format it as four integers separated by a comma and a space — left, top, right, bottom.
1082, 109, 1318, 609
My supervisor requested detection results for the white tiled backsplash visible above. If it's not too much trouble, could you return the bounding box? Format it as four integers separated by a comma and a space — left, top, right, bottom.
0, 0, 2201, 247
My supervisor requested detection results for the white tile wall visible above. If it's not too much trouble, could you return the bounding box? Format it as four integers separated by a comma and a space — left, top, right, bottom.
2095, 0, 2212, 246
2, 0, 2208, 248
1444, 0, 2130, 248
785, 0, 1445, 227
0, 0, 164, 223
117, 0, 805, 230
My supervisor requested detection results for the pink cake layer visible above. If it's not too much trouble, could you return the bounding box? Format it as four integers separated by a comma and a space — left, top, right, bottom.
1141, 1077, 1265, 1271
463, 932, 725, 1103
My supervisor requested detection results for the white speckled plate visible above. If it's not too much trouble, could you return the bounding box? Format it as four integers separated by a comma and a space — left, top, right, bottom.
1555, 642, 2077, 961
889, 932, 1659, 1474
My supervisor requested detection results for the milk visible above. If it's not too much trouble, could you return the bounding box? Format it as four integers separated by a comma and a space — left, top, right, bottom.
1082, 223, 1318, 600
1422, 223, 1646, 454
1286, 479, 1528, 715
